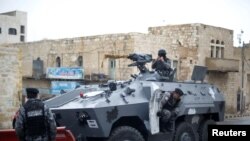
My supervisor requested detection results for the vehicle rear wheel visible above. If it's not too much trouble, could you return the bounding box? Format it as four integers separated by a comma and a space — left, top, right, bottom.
174, 122, 198, 141
199, 119, 215, 141
108, 126, 145, 141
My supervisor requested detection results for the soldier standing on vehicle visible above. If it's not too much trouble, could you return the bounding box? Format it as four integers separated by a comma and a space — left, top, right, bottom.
15, 88, 57, 141
152, 49, 172, 76
157, 88, 184, 132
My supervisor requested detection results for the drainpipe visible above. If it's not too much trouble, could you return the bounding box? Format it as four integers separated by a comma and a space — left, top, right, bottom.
238, 30, 244, 114
241, 42, 245, 114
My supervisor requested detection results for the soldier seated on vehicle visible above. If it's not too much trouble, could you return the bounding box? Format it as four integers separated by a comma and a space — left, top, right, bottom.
157, 88, 184, 132
152, 49, 172, 77
15, 88, 57, 141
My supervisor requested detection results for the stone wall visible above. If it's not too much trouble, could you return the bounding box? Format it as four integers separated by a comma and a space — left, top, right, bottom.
11, 31, 200, 81
0, 46, 22, 129
148, 23, 234, 78
81, 34, 134, 80
149, 24, 199, 48
207, 72, 240, 113
148, 24, 200, 80
11, 33, 136, 80
11, 23, 234, 82
132, 33, 198, 80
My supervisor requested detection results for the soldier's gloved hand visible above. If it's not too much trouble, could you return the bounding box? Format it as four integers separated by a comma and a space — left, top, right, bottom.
157, 111, 162, 117
171, 111, 177, 117
171, 109, 179, 117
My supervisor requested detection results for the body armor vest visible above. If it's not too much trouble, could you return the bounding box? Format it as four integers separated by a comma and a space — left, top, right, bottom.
153, 58, 172, 76
24, 99, 46, 137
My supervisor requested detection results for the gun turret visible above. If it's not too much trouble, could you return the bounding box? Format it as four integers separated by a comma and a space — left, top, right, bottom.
127, 53, 152, 73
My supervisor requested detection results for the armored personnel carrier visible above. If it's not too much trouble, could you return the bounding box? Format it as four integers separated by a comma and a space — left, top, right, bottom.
45, 53, 225, 141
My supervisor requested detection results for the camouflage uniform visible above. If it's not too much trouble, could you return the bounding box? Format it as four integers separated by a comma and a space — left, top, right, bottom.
159, 92, 180, 122
158, 90, 182, 132
15, 98, 57, 141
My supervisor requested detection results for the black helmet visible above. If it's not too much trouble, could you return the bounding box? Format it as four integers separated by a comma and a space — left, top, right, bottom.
174, 88, 184, 96
26, 88, 39, 98
158, 49, 166, 57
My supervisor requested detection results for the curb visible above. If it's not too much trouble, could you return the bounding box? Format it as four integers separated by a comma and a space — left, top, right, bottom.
225, 113, 250, 119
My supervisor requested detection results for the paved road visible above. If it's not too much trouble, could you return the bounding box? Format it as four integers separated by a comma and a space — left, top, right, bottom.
217, 116, 250, 125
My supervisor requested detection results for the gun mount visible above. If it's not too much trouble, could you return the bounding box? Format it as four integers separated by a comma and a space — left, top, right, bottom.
127, 53, 152, 73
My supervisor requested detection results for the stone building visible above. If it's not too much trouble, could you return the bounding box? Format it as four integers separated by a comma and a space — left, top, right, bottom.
0, 46, 22, 129
149, 24, 242, 113
0, 11, 27, 44
233, 43, 250, 112
5, 23, 249, 114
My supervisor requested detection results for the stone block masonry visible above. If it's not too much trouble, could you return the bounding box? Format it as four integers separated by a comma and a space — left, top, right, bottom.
0, 46, 22, 129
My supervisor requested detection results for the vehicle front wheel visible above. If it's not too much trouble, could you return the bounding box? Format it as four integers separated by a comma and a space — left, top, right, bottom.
199, 119, 215, 141
174, 122, 198, 141
108, 126, 145, 141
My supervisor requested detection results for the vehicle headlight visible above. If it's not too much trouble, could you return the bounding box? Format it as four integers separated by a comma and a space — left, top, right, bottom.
77, 111, 90, 125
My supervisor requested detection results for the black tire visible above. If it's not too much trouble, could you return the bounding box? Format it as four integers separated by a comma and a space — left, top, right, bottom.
199, 120, 215, 141
174, 122, 198, 141
108, 126, 145, 141
76, 135, 87, 141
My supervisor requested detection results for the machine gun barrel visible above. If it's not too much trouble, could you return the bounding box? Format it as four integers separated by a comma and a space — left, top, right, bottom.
127, 53, 152, 72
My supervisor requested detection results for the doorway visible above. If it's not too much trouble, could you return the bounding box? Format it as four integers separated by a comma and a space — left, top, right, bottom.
109, 59, 116, 80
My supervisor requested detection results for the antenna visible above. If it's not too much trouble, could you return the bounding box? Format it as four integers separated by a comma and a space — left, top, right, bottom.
237, 30, 244, 47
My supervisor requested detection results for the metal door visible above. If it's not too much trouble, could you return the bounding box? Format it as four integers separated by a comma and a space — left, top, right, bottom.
109, 59, 116, 80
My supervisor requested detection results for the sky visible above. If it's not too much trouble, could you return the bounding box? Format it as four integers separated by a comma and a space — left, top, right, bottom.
0, 0, 249, 46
